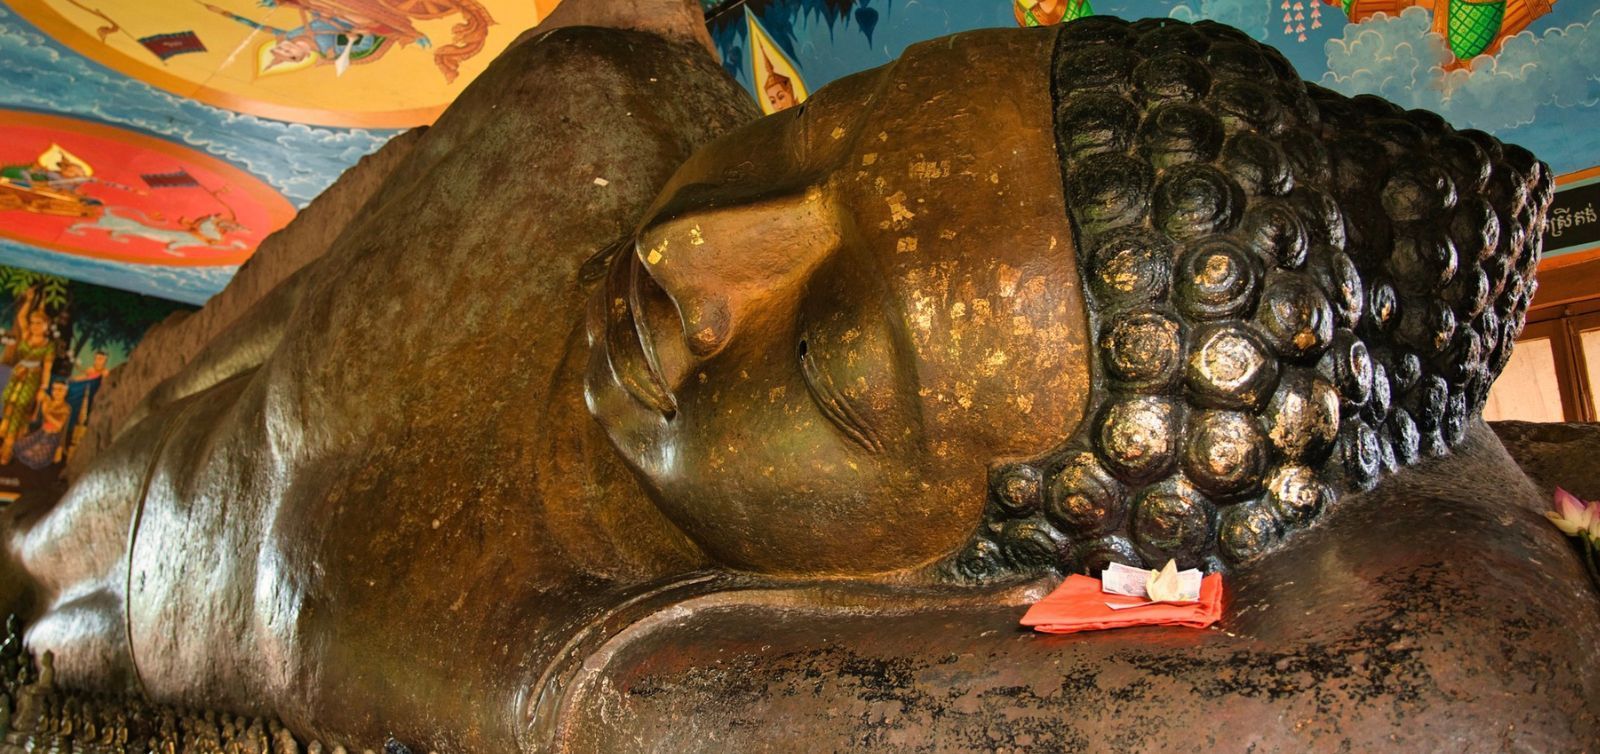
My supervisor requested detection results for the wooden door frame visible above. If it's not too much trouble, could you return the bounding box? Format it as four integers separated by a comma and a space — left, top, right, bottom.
1560, 311, 1600, 421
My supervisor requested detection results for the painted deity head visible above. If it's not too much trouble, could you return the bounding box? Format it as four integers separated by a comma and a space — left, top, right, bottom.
268, 37, 318, 69
761, 52, 797, 112
586, 18, 1551, 582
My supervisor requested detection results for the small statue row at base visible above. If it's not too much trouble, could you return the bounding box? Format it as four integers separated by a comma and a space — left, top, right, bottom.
0, 618, 423, 754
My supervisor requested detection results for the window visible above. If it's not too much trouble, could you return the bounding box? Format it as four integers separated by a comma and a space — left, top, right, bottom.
1483, 325, 1569, 422
1483, 256, 1600, 422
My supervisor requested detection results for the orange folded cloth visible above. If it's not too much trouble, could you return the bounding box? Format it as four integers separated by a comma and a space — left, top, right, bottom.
1020, 573, 1225, 634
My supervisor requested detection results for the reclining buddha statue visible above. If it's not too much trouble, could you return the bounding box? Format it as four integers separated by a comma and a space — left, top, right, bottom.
3, 1, 1594, 750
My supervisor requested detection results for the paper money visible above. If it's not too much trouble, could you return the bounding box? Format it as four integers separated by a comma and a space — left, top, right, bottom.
1101, 562, 1152, 597
1100, 560, 1201, 603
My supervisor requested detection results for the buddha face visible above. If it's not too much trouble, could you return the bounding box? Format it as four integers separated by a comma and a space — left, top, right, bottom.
586, 29, 1091, 577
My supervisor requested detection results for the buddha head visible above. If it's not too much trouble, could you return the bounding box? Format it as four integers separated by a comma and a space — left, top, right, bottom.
586, 18, 1551, 583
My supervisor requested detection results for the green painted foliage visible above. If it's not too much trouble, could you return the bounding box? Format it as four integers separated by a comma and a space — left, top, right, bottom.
0, 266, 68, 309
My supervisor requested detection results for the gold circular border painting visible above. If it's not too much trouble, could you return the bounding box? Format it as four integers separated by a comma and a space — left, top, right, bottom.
0, 109, 296, 267
11, 0, 564, 128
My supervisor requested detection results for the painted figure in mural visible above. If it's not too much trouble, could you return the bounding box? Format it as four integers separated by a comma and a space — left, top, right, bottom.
200, 0, 493, 82
0, 146, 114, 219
55, 352, 109, 466
13, 382, 70, 470
0, 11, 1589, 753
0, 289, 54, 467
67, 209, 248, 257
759, 49, 796, 112
71, 352, 108, 385
744, 9, 807, 115
0, 146, 94, 195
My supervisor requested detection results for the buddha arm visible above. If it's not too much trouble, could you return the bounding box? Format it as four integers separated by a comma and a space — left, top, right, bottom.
115, 263, 311, 439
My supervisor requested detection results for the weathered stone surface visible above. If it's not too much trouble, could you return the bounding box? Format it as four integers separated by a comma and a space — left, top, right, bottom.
556, 424, 1599, 753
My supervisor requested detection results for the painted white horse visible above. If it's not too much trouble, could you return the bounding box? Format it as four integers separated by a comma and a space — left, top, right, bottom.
68, 208, 248, 257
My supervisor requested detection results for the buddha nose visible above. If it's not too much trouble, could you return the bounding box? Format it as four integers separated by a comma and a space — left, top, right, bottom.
634, 184, 843, 364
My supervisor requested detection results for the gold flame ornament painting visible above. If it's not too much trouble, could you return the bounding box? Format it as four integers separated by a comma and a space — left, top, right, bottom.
744, 8, 807, 115
9, 0, 565, 128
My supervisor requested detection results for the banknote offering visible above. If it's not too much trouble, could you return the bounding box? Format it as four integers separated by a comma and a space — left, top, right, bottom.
1102, 560, 1202, 609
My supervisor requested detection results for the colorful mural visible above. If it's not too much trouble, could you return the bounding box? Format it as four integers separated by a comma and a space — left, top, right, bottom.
0, 264, 191, 501
9, 0, 560, 128
1332, 0, 1556, 66
0, 0, 563, 304
0, 110, 295, 267
707, 1, 1599, 263
745, 8, 807, 114
1017, 0, 1095, 26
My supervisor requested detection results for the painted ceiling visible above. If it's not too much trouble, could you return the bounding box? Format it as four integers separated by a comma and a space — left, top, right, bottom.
0, 0, 561, 304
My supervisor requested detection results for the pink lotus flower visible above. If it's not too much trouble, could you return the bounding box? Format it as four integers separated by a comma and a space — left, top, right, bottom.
1548, 487, 1600, 589
1545, 487, 1595, 537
